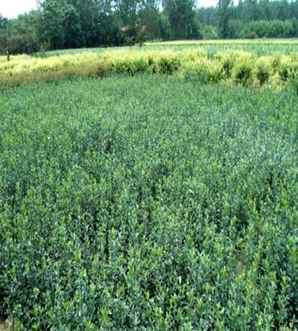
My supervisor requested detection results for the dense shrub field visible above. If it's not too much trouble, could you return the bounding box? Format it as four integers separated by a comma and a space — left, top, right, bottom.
1, 43, 298, 88
0, 75, 297, 330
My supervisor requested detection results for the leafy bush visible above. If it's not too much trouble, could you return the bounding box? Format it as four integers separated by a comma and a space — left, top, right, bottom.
0, 75, 297, 330
201, 24, 219, 39
156, 55, 181, 74
182, 58, 223, 83
232, 61, 254, 86
254, 58, 273, 86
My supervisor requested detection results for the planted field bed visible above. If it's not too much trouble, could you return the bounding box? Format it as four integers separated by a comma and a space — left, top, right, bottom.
0, 75, 297, 329
38, 39, 298, 56
146, 39, 298, 54
1, 46, 298, 89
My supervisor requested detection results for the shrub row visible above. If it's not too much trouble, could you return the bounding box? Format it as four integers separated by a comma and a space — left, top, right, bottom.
1, 48, 298, 88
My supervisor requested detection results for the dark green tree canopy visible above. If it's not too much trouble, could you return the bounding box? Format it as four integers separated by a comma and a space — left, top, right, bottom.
1, 0, 298, 54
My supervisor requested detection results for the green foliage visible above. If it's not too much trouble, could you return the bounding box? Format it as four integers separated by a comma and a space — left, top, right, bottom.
290, 76, 298, 95
0, 75, 297, 330
2, 0, 298, 55
255, 60, 271, 86
0, 12, 40, 55
201, 24, 219, 39
163, 0, 201, 39
182, 58, 223, 83
199, 0, 298, 38
217, 0, 233, 38
232, 61, 253, 86
239, 19, 297, 39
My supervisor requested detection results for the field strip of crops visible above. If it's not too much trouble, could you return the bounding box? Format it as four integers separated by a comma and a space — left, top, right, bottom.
0, 74, 297, 329
0, 47, 298, 89
147, 38, 298, 46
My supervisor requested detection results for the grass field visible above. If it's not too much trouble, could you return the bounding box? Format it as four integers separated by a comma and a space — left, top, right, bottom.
0, 40, 297, 329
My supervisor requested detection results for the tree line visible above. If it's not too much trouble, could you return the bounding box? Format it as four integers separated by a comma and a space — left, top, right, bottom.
200, 0, 298, 38
1, 0, 298, 55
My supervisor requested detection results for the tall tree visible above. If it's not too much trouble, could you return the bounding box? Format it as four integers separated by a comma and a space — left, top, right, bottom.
163, 0, 200, 39
39, 0, 68, 49
139, 0, 162, 39
218, 0, 232, 38
0, 16, 8, 54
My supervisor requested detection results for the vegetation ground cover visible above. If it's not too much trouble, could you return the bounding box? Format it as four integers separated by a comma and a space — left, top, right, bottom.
146, 39, 298, 55
0, 74, 297, 330
41, 39, 298, 57
1, 41, 298, 89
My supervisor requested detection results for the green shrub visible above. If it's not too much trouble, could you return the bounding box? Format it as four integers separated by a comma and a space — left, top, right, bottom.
278, 61, 298, 82
0, 75, 297, 330
156, 56, 181, 74
255, 59, 273, 86
182, 59, 224, 84
201, 25, 219, 40
232, 62, 254, 86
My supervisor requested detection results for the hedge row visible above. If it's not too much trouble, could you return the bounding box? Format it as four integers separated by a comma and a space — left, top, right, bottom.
1, 48, 298, 88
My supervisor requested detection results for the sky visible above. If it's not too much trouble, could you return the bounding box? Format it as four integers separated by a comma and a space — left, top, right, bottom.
0, 0, 217, 18
0, 0, 37, 18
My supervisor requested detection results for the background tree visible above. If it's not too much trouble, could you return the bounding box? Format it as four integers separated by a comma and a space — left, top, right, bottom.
198, 0, 298, 39
39, 0, 87, 49
0, 12, 40, 55
0, 16, 8, 55
217, 0, 232, 38
163, 0, 201, 39
139, 0, 162, 40
1, 0, 298, 55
